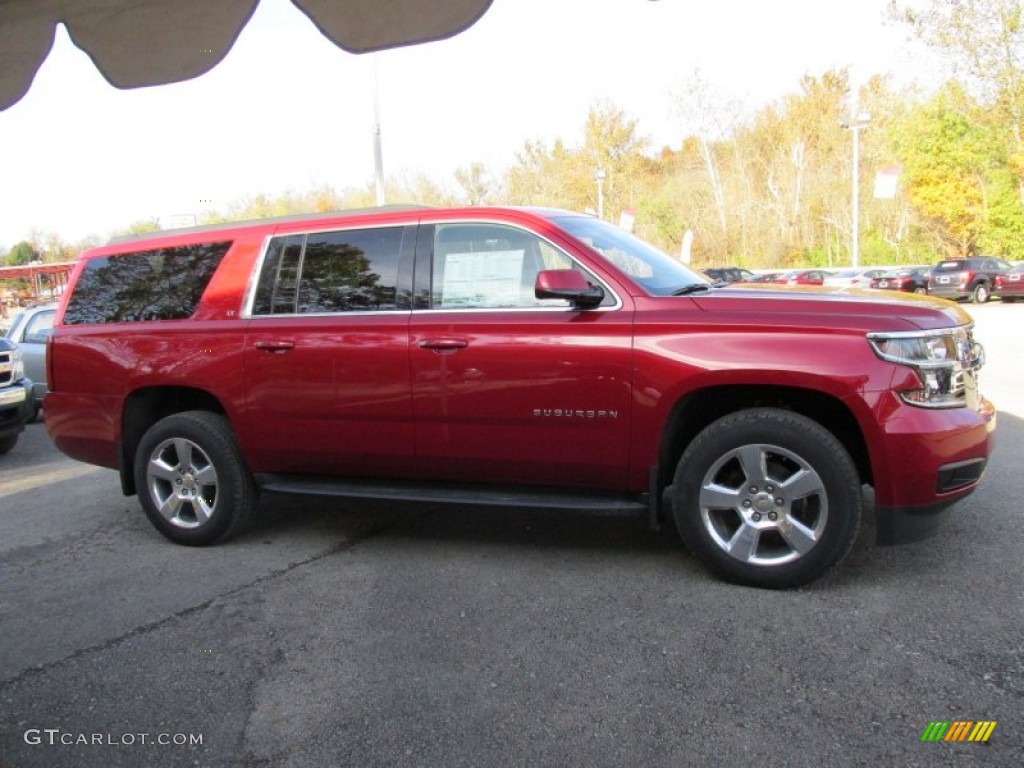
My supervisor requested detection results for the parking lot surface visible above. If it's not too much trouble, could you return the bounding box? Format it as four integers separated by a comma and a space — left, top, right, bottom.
1, 303, 1021, 767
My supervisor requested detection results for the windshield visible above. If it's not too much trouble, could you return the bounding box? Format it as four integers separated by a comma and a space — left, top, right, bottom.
552, 215, 709, 296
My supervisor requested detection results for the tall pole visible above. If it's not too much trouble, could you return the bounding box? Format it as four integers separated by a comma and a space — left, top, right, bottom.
596, 167, 606, 220
851, 123, 860, 269
373, 57, 385, 206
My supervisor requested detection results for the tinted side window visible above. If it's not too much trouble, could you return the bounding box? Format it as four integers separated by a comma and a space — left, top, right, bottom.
252, 227, 405, 315
64, 242, 230, 324
298, 228, 403, 312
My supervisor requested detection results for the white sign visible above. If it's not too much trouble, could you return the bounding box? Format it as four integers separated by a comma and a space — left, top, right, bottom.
618, 208, 635, 233
441, 249, 525, 308
874, 166, 901, 200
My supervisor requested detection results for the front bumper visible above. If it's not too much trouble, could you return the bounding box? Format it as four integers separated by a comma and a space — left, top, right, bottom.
871, 392, 995, 544
0, 379, 34, 438
875, 458, 987, 544
927, 286, 967, 300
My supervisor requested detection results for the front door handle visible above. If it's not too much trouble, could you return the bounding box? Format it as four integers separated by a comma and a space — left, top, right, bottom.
254, 340, 295, 354
418, 338, 468, 352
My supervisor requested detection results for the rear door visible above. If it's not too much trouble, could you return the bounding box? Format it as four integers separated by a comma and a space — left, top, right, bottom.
242, 224, 416, 476
408, 220, 634, 489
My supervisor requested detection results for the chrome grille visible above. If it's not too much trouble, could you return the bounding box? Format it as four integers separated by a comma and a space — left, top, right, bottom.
0, 350, 14, 387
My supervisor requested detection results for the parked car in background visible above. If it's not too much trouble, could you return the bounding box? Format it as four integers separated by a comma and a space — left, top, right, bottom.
5, 303, 55, 419
0, 337, 34, 454
703, 267, 756, 285
993, 263, 1024, 303
741, 272, 782, 283
823, 268, 887, 289
928, 257, 1012, 303
770, 269, 830, 286
869, 268, 929, 295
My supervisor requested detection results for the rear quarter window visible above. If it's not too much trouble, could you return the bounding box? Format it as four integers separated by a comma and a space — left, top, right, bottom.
63, 242, 231, 324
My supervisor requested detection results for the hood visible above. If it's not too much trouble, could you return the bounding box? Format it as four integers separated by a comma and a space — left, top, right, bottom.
689, 283, 974, 332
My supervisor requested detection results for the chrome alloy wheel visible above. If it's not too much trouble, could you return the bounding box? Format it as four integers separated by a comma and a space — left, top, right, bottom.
145, 437, 219, 529
698, 443, 828, 566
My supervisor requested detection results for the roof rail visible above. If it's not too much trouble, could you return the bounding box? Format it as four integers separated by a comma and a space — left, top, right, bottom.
107, 204, 435, 244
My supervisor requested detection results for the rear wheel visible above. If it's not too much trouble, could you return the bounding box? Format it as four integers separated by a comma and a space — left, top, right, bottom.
134, 411, 257, 545
913, 286, 927, 295
971, 282, 990, 303
671, 408, 861, 588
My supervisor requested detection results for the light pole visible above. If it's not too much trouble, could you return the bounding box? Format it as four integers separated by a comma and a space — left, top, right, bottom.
842, 111, 871, 268
372, 56, 385, 206
595, 167, 606, 219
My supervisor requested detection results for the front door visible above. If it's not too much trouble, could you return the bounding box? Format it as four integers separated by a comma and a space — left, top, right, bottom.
410, 221, 634, 489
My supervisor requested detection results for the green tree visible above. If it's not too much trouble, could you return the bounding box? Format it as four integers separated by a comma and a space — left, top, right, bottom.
891, 0, 1024, 197
113, 218, 162, 237
454, 162, 494, 205
5, 241, 37, 266
504, 101, 650, 222
893, 84, 1011, 255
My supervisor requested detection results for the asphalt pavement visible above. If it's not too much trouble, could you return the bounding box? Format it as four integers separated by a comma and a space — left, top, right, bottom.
0, 302, 1021, 767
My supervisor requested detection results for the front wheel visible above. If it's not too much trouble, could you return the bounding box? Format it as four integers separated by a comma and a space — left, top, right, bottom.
671, 408, 861, 588
134, 411, 257, 545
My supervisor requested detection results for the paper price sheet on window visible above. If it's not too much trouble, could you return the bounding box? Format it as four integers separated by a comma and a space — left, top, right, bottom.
441, 249, 525, 308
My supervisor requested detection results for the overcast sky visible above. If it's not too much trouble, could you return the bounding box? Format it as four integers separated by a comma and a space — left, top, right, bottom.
0, 0, 927, 248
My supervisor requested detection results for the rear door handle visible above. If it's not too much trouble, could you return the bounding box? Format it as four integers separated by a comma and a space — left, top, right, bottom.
254, 340, 295, 353
418, 338, 468, 352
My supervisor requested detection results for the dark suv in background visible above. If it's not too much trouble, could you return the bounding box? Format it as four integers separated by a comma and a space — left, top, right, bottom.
702, 267, 756, 284
928, 257, 1012, 303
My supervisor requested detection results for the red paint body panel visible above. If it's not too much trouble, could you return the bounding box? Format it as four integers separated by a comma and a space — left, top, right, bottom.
409, 307, 635, 488
241, 313, 415, 476
994, 267, 1024, 299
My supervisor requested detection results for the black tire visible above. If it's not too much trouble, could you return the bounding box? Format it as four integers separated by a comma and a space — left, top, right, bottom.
134, 411, 257, 546
913, 286, 927, 295
0, 434, 18, 455
671, 408, 861, 589
971, 282, 990, 304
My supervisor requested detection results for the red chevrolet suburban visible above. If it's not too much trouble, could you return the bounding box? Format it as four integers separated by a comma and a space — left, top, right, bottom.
45, 207, 996, 588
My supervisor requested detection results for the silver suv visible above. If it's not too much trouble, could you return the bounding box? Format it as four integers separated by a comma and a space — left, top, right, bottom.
5, 303, 54, 420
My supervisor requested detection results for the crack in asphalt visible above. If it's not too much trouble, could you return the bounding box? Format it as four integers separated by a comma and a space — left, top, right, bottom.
0, 511, 425, 689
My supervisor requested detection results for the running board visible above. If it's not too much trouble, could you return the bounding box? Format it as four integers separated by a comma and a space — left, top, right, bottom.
256, 474, 648, 515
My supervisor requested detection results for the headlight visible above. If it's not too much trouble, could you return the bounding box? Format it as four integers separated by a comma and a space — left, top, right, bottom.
867, 327, 983, 409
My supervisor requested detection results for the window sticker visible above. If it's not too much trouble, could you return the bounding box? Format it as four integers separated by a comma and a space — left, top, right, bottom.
441, 249, 525, 308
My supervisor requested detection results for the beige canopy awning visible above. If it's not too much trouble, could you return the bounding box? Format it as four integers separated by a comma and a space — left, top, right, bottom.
0, 0, 494, 111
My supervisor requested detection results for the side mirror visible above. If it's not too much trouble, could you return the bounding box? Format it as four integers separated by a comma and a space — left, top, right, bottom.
535, 270, 605, 309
